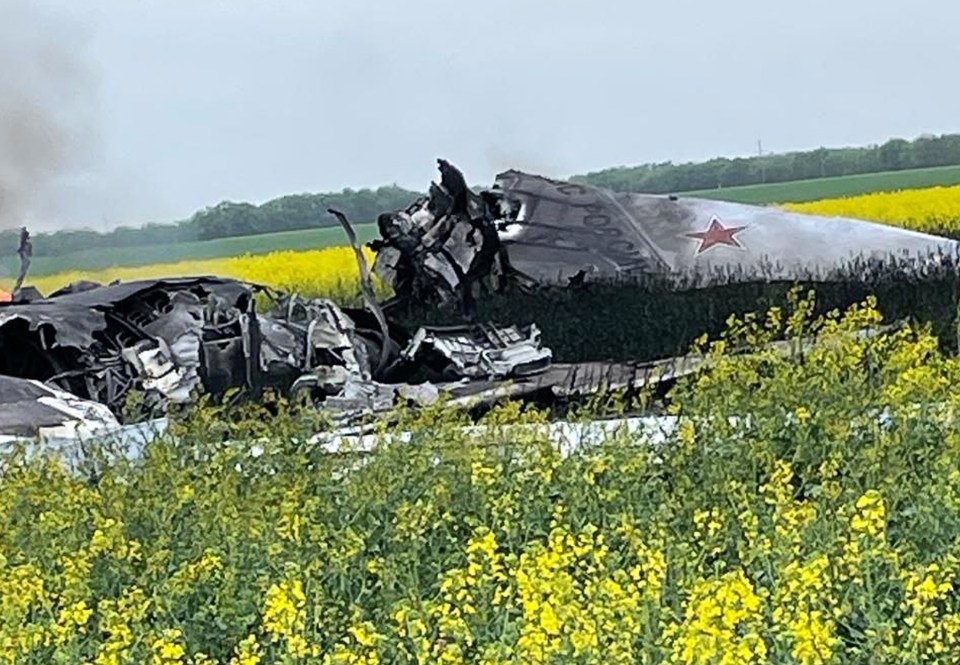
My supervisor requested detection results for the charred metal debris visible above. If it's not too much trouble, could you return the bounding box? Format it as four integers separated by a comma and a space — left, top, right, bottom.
371, 159, 519, 315
0, 272, 678, 438
372, 160, 960, 307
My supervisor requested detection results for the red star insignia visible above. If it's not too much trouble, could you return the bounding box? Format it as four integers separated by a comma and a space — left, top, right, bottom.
685, 217, 747, 254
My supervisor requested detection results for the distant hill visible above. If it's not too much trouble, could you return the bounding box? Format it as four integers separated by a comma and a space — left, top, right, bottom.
570, 133, 960, 194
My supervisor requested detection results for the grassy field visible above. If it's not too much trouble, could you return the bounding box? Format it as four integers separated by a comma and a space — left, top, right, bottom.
679, 164, 960, 204
1, 224, 378, 277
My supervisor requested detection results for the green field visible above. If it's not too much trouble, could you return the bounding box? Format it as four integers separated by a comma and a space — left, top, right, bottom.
6, 223, 379, 277
679, 164, 960, 204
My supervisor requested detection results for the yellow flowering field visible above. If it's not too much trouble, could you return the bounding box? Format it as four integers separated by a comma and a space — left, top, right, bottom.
4, 293, 960, 664
784, 184, 960, 237
26, 246, 373, 302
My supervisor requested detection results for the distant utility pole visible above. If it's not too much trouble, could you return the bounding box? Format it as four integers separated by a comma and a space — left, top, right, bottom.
758, 139, 766, 183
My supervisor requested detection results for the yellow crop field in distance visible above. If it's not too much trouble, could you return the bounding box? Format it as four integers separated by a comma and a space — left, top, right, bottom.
784, 184, 960, 237
26, 246, 374, 302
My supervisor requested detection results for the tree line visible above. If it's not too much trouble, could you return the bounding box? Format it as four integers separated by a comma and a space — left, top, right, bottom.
0, 185, 420, 258
572, 133, 960, 193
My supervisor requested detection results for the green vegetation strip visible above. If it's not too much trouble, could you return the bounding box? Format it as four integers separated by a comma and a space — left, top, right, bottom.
678, 164, 960, 204
6, 224, 378, 277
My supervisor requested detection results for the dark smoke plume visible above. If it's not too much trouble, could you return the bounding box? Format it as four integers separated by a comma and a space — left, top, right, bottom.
0, 0, 96, 230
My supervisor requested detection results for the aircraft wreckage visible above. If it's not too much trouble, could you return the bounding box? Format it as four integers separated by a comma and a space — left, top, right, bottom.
371, 159, 959, 307
1, 160, 957, 441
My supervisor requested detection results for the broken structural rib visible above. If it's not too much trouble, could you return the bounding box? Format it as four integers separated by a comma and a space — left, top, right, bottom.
328, 208, 392, 376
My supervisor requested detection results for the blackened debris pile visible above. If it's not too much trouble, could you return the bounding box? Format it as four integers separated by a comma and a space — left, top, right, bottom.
0, 269, 673, 439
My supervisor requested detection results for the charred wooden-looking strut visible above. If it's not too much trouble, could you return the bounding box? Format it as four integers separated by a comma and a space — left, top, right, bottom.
13, 227, 31, 298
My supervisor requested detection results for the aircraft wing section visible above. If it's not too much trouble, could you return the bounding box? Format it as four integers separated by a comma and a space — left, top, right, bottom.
647, 195, 960, 284
496, 171, 960, 286
494, 170, 671, 284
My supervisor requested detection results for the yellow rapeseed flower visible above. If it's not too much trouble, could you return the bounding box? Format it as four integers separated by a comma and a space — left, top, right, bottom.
150, 628, 187, 665
262, 578, 309, 657
229, 634, 262, 665
27, 246, 376, 302
851, 490, 886, 538
784, 184, 960, 237
664, 569, 768, 665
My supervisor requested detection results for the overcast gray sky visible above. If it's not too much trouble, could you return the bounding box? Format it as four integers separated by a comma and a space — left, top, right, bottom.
4, 0, 960, 231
